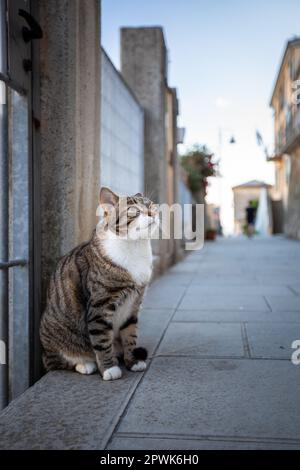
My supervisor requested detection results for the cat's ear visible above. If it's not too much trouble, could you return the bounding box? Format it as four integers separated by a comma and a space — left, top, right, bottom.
99, 187, 119, 206
134, 192, 143, 197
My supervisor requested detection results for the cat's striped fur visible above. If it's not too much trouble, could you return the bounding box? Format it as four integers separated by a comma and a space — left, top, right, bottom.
40, 188, 158, 380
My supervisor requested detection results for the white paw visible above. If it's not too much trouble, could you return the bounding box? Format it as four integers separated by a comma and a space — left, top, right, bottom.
75, 362, 97, 375
103, 365, 122, 381
131, 361, 147, 372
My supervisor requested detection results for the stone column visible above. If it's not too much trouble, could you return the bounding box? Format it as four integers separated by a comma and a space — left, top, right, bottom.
38, 0, 101, 295
121, 27, 168, 273
170, 88, 184, 262
121, 27, 167, 205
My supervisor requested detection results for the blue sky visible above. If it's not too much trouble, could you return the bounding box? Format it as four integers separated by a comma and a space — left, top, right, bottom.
102, 0, 300, 233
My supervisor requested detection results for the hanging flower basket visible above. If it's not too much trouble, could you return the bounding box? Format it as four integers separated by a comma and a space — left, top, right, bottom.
180, 144, 218, 203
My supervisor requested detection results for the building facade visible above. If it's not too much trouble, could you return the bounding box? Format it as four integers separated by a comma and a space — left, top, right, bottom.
232, 180, 273, 235
270, 38, 300, 239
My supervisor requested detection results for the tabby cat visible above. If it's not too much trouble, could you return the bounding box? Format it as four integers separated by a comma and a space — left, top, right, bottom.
40, 187, 159, 381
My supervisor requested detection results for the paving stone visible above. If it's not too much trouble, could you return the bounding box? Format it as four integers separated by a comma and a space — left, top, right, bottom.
256, 276, 300, 286
108, 436, 300, 450
118, 357, 300, 440
195, 265, 247, 274
289, 285, 300, 295
266, 296, 300, 312
178, 292, 269, 311
190, 275, 259, 286
185, 285, 294, 296
0, 370, 139, 450
173, 309, 300, 323
143, 285, 185, 309
139, 308, 174, 354
151, 273, 193, 287
157, 322, 244, 357
246, 323, 300, 359
169, 262, 199, 274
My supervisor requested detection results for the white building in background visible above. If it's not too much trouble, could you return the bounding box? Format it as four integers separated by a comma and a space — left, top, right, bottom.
255, 188, 272, 236
232, 180, 273, 235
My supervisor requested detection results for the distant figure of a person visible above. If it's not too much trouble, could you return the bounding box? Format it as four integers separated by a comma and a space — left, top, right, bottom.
245, 202, 257, 237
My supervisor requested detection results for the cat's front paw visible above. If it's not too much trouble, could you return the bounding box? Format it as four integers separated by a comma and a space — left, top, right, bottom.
130, 361, 147, 372
103, 365, 122, 381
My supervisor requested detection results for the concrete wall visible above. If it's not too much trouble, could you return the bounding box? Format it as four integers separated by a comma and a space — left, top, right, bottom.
101, 49, 144, 195
38, 0, 101, 296
121, 27, 167, 206
179, 177, 195, 245
167, 87, 184, 262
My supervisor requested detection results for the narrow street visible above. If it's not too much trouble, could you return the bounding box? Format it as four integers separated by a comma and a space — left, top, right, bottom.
110, 236, 300, 449
1, 236, 300, 450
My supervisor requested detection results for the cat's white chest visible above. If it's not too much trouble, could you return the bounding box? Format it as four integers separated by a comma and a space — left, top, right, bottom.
103, 238, 153, 285
121, 254, 152, 285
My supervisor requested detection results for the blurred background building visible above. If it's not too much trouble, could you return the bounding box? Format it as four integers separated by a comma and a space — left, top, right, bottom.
269, 37, 300, 239
232, 180, 273, 235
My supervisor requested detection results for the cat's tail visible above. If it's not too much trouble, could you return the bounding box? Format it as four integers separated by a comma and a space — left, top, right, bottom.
132, 347, 148, 361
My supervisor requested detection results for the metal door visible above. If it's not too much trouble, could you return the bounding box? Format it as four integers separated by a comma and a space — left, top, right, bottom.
0, 0, 42, 409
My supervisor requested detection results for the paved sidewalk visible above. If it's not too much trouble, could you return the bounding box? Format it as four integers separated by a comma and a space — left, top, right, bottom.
1, 236, 300, 449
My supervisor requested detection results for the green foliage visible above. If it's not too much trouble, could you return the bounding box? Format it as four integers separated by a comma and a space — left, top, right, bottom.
181, 144, 217, 194
249, 199, 259, 209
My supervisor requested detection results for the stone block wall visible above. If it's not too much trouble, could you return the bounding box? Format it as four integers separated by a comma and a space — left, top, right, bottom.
38, 0, 101, 297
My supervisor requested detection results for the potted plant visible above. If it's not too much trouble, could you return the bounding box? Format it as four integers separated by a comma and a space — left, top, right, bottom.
205, 228, 217, 241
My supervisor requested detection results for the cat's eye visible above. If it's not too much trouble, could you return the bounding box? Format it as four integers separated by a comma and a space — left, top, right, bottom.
127, 207, 140, 217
